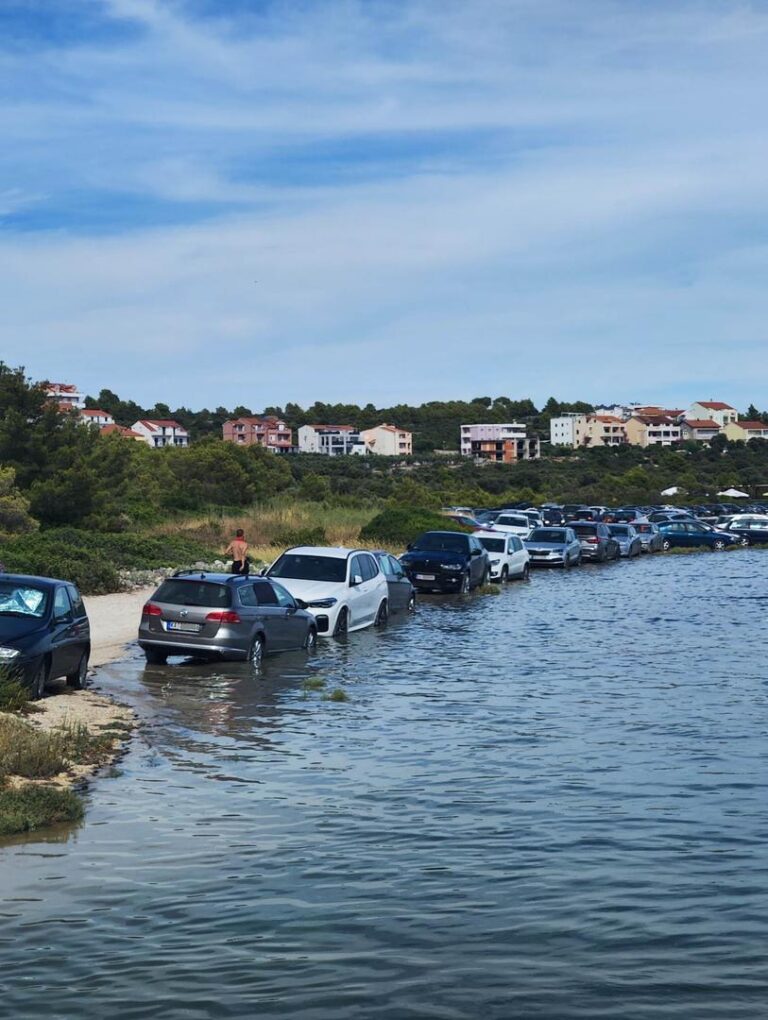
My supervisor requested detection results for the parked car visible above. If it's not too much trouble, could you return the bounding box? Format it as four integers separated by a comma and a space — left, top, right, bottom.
372, 552, 416, 612
541, 507, 564, 525
442, 513, 484, 529
400, 531, 490, 593
474, 530, 530, 581
633, 521, 664, 553
721, 515, 768, 545
656, 521, 743, 551
492, 513, 532, 538
607, 524, 643, 558
570, 522, 621, 562
524, 527, 582, 568
267, 547, 389, 637
139, 572, 317, 664
0, 574, 90, 698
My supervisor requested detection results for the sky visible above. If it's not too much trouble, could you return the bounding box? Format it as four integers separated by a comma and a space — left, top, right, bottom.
1, 0, 768, 412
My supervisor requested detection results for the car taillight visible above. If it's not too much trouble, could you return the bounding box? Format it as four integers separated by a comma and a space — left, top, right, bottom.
142, 603, 162, 616
205, 610, 241, 624
587, 537, 599, 544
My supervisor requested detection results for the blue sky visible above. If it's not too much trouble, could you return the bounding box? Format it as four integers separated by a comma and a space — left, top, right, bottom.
1, 0, 768, 411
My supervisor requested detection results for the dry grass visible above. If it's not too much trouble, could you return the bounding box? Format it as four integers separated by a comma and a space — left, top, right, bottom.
150, 501, 403, 563
0, 714, 115, 782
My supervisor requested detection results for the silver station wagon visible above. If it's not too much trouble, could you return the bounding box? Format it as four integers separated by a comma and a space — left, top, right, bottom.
138, 572, 317, 665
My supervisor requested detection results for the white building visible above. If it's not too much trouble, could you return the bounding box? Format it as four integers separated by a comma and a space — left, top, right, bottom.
131, 419, 190, 448
298, 424, 367, 456
460, 423, 540, 462
550, 414, 589, 447
44, 382, 85, 410
79, 408, 115, 428
686, 401, 739, 428
359, 424, 413, 456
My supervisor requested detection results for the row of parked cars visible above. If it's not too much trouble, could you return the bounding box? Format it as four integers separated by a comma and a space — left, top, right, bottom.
2, 502, 766, 693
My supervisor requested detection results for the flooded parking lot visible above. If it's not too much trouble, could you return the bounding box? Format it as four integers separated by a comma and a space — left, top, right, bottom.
2, 551, 767, 1019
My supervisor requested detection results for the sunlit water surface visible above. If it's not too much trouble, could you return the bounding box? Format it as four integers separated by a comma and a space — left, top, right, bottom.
2, 552, 767, 1019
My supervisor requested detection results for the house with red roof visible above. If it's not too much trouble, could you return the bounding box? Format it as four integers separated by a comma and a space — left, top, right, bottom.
680, 419, 721, 443
222, 416, 293, 452
42, 381, 85, 410
100, 423, 145, 441
79, 408, 115, 428
686, 401, 738, 428
359, 424, 413, 456
723, 420, 768, 443
131, 419, 190, 448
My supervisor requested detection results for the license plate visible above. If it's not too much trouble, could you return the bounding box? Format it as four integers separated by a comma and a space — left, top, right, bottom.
415, 573, 436, 581
166, 621, 201, 633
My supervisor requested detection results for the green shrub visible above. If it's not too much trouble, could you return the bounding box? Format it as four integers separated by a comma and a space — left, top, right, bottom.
0, 670, 30, 712
359, 507, 470, 546
0, 716, 68, 779
0, 784, 84, 836
272, 526, 328, 548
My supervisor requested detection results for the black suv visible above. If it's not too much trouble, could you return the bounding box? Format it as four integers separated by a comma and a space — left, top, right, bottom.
400, 531, 490, 593
570, 522, 621, 562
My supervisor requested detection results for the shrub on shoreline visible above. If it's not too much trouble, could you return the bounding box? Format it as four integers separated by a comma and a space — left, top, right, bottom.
360, 507, 471, 546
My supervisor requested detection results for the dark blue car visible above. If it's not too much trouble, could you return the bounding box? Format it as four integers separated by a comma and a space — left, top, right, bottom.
400, 531, 489, 593
0, 574, 90, 698
657, 521, 743, 551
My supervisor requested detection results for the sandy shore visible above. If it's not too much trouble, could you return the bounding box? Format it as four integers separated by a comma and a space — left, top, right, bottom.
12, 587, 156, 790
84, 586, 155, 667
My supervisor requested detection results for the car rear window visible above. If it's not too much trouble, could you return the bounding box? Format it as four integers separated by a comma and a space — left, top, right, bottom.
609, 526, 630, 536
478, 537, 506, 553
154, 579, 231, 608
497, 516, 529, 527
572, 524, 597, 537
529, 529, 565, 543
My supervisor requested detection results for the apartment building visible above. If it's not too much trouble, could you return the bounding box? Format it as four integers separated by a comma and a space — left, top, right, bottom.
359, 424, 413, 456
460, 423, 540, 463
679, 419, 721, 443
686, 401, 738, 428
723, 420, 768, 443
43, 382, 85, 410
132, 419, 190, 448
550, 414, 589, 447
550, 414, 625, 447
624, 415, 681, 447
298, 424, 367, 456
222, 416, 293, 452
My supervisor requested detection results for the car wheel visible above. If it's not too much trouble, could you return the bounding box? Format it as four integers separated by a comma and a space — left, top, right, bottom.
248, 634, 264, 665
144, 648, 168, 665
520, 563, 530, 581
66, 651, 89, 689
480, 567, 490, 587
740, 537, 749, 547
661, 539, 671, 551
333, 607, 349, 637
30, 658, 48, 700
562, 556, 570, 570
407, 591, 417, 612
501, 566, 509, 583
713, 539, 726, 551
304, 627, 317, 653
460, 572, 470, 594
374, 600, 388, 627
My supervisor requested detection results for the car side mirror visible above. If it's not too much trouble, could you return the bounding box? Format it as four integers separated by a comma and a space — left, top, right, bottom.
470, 548, 481, 557
350, 574, 363, 587
406, 543, 413, 551
296, 598, 308, 609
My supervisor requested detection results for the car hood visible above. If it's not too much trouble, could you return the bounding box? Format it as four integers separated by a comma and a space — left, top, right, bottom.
402, 549, 469, 564
0, 615, 47, 644
267, 578, 347, 602
524, 541, 566, 550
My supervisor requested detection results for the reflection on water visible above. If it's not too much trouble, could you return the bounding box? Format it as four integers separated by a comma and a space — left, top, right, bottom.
2, 553, 768, 1019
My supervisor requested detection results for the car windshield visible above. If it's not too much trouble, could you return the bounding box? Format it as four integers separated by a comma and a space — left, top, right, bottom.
478, 537, 506, 553
412, 534, 469, 553
0, 583, 48, 617
269, 554, 347, 583
497, 516, 528, 527
609, 526, 630, 536
154, 580, 231, 607
529, 529, 566, 543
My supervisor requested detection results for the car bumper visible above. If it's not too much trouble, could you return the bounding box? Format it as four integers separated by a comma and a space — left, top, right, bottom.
527, 554, 565, 566
138, 638, 249, 660
406, 573, 464, 591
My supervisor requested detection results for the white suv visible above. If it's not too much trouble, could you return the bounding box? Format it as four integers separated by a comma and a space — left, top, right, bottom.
266, 547, 389, 637
474, 530, 530, 581
491, 513, 533, 538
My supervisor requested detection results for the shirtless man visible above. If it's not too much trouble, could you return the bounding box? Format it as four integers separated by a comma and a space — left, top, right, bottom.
225, 529, 250, 575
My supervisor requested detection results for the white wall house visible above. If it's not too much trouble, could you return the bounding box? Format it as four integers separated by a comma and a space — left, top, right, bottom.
131, 419, 190, 448
298, 424, 367, 456
79, 409, 115, 427
550, 414, 589, 447
686, 401, 738, 428
359, 424, 413, 456
44, 382, 85, 410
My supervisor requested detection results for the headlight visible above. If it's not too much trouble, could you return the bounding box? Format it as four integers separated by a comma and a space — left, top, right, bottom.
441, 563, 464, 571
0, 647, 20, 661
490, 558, 501, 565
308, 598, 338, 609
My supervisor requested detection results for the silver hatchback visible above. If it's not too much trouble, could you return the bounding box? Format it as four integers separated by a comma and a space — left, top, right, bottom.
138, 572, 317, 665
